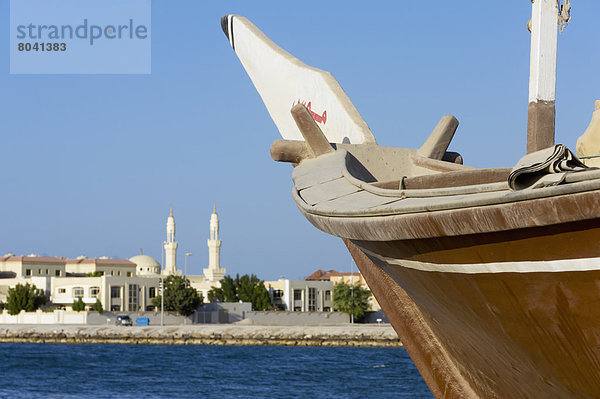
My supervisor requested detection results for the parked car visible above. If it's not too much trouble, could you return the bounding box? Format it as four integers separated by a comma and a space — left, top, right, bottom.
115, 315, 133, 326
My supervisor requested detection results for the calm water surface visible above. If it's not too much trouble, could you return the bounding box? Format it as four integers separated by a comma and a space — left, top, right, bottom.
0, 343, 433, 398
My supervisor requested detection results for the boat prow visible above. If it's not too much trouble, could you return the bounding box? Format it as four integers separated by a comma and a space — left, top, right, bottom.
222, 10, 600, 399
220, 14, 375, 145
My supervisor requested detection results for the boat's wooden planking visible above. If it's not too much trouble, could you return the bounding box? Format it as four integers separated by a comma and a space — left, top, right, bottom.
345, 240, 478, 399
370, 252, 600, 398
299, 178, 360, 207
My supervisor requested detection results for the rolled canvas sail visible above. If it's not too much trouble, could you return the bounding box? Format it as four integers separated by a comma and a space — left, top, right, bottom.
221, 15, 376, 145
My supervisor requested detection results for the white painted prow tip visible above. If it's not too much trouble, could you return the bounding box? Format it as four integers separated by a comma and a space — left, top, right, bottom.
221, 14, 376, 145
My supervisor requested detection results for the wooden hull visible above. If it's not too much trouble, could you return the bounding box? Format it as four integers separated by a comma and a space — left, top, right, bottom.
344, 218, 600, 399
289, 148, 600, 398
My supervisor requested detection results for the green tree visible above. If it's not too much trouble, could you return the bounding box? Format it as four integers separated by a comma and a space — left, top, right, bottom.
208, 275, 237, 302
6, 283, 47, 315
208, 274, 271, 311
151, 275, 203, 316
72, 297, 86, 312
86, 271, 103, 277
91, 299, 103, 313
333, 281, 372, 321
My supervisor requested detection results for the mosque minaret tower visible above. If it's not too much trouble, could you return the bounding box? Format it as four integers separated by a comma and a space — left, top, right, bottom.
163, 206, 178, 275
203, 203, 226, 281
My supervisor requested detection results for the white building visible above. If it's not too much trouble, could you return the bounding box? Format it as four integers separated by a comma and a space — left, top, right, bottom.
0, 254, 66, 279
51, 275, 160, 312
65, 257, 136, 278
0, 254, 160, 312
264, 278, 334, 312
0, 205, 226, 311
306, 269, 381, 311
129, 251, 161, 276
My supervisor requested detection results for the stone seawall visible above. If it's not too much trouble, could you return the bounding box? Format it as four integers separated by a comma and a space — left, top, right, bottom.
0, 324, 401, 347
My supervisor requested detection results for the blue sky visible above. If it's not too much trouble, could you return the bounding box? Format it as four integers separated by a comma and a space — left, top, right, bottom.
1, 1, 599, 280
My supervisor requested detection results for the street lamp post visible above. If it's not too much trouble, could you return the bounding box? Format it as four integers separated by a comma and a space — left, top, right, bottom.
161, 242, 165, 327
183, 253, 193, 325
160, 274, 164, 326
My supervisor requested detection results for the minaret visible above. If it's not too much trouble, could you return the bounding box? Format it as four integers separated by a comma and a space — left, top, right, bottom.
163, 206, 178, 275
204, 203, 226, 281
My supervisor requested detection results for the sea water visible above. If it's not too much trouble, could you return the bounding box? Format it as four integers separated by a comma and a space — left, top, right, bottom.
0, 343, 433, 398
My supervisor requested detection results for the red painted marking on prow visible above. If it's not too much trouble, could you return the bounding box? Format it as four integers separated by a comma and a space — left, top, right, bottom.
293, 99, 327, 124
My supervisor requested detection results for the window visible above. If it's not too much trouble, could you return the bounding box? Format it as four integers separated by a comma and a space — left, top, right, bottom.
149, 287, 156, 298
273, 290, 283, 300
45, 269, 49, 275
38, 269, 42, 274
58, 288, 66, 294
126, 272, 132, 277
294, 306, 302, 312
111, 286, 121, 299
118, 271, 121, 276
293, 289, 302, 301
323, 307, 331, 312
55, 270, 61, 276
25, 269, 31, 276
90, 287, 100, 297
128, 284, 138, 311
325, 290, 331, 301
73, 287, 84, 297
308, 288, 316, 311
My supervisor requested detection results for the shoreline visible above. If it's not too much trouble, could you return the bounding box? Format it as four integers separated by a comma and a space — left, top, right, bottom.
0, 324, 402, 347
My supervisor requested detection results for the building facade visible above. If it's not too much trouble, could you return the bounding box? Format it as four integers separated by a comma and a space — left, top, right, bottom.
264, 278, 334, 312
51, 275, 160, 311
0, 255, 66, 279
0, 254, 160, 312
65, 257, 137, 277
0, 205, 233, 313
306, 269, 381, 311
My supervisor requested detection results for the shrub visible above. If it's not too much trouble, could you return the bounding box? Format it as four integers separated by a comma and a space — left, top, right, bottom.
72, 297, 86, 312
91, 299, 103, 313
6, 283, 47, 315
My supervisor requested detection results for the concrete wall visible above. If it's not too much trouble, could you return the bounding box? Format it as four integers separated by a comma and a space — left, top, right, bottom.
245, 311, 349, 325
197, 302, 251, 324
0, 309, 87, 324
87, 311, 194, 326
0, 310, 194, 326
1, 307, 246, 326
0, 308, 356, 326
